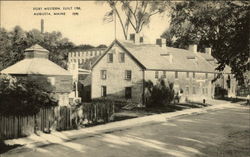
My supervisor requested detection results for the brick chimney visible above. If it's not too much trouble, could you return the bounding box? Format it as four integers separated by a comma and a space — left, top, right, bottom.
129, 33, 143, 44
205, 47, 212, 55
189, 44, 197, 53
41, 19, 44, 34
156, 38, 167, 48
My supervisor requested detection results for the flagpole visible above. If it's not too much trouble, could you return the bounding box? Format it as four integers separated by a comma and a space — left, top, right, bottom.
114, 9, 116, 39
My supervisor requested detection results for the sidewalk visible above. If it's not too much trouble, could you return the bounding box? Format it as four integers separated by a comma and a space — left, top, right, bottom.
4, 100, 245, 149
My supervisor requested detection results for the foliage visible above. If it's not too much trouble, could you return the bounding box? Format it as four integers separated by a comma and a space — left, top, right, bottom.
0, 26, 75, 70
214, 84, 228, 98
0, 74, 57, 116
0, 26, 104, 71
163, 1, 250, 85
144, 79, 175, 108
99, 0, 170, 39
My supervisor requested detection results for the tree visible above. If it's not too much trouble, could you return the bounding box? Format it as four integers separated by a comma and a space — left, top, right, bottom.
99, 0, 170, 39
163, 1, 250, 85
0, 74, 57, 116
0, 26, 105, 70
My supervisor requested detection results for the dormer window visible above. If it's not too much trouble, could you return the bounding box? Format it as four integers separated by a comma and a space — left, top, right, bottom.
107, 53, 113, 63
187, 56, 198, 64
161, 53, 173, 63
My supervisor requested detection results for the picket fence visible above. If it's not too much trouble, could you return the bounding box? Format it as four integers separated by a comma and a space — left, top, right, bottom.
0, 103, 115, 140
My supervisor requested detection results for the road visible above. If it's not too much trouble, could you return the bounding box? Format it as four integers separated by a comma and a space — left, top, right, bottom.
2, 105, 250, 157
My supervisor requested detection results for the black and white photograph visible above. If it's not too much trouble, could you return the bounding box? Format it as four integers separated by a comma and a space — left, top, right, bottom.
0, 0, 249, 157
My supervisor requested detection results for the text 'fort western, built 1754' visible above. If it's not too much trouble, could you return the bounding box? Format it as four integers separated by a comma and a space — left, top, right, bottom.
33, 7, 81, 16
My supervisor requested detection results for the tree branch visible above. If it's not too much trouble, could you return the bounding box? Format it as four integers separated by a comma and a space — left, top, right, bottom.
113, 6, 128, 39
121, 1, 138, 26
134, 1, 138, 14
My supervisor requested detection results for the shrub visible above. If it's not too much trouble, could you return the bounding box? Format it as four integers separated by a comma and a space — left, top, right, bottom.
144, 79, 175, 107
0, 74, 57, 116
214, 84, 228, 98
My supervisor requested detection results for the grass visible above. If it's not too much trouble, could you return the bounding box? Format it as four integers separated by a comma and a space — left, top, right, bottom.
112, 101, 211, 122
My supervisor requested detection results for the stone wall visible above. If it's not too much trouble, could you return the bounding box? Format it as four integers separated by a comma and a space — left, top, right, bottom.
91, 43, 143, 103
144, 70, 215, 101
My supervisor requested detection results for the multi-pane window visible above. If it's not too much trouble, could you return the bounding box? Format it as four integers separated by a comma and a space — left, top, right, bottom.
186, 72, 189, 78
186, 86, 189, 94
205, 73, 208, 79
90, 51, 93, 56
101, 86, 107, 97
193, 72, 196, 78
119, 53, 125, 63
175, 71, 178, 79
163, 71, 166, 78
107, 53, 113, 63
101, 70, 107, 80
125, 87, 132, 99
155, 71, 159, 79
125, 70, 132, 80
193, 87, 196, 94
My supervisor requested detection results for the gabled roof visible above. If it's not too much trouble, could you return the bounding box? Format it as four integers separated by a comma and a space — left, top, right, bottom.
91, 40, 146, 70
92, 40, 220, 73
199, 53, 231, 74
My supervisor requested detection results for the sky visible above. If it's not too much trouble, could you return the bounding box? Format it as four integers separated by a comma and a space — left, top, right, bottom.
0, 1, 170, 46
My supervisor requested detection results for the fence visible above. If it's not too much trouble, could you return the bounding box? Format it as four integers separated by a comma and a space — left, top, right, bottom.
0, 102, 115, 140
0, 106, 72, 140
